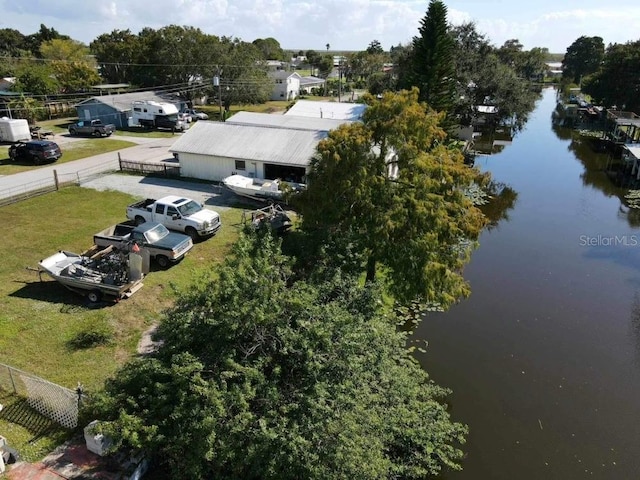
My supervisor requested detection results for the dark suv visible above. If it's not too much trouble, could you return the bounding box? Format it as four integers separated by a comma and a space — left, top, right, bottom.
9, 140, 62, 165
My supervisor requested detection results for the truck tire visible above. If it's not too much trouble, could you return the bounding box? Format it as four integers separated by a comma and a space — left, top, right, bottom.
155, 255, 170, 269
87, 290, 102, 303
185, 227, 199, 241
93, 130, 101, 137
134, 216, 145, 226
69, 128, 76, 135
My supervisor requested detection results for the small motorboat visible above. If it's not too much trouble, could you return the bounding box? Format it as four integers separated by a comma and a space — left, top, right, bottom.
222, 174, 304, 202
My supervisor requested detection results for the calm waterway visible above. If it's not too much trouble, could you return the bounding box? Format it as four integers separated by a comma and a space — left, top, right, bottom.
415, 87, 640, 479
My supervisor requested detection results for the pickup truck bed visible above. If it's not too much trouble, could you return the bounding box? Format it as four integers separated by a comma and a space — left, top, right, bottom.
93, 220, 193, 268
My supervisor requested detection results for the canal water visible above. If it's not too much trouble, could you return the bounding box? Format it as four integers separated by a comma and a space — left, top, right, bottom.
415, 87, 640, 479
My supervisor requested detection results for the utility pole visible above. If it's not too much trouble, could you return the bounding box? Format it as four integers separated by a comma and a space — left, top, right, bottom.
214, 67, 223, 122
338, 58, 342, 102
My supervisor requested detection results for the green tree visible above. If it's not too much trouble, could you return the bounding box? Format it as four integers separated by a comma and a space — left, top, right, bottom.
12, 62, 59, 95
366, 39, 384, 55
218, 39, 271, 110
91, 228, 467, 479
24, 24, 69, 56
295, 89, 486, 306
90, 29, 140, 84
252, 37, 284, 60
562, 35, 605, 84
583, 40, 640, 111
496, 39, 523, 69
402, 0, 456, 117
520, 47, 549, 80
449, 22, 538, 130
0, 28, 27, 57
40, 38, 101, 92
8, 94, 43, 124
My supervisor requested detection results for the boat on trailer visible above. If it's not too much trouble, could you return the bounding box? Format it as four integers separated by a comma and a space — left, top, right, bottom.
37, 247, 144, 302
222, 174, 305, 202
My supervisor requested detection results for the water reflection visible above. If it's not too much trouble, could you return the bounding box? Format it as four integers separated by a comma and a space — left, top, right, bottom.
479, 182, 518, 230
550, 120, 640, 227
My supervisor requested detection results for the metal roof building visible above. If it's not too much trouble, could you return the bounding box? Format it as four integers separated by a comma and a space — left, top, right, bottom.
285, 100, 366, 121
74, 91, 187, 128
226, 111, 350, 132
170, 120, 327, 183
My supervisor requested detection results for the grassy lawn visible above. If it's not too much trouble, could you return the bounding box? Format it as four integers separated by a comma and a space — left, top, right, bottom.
0, 391, 70, 462
1, 185, 244, 391
0, 139, 136, 175
0, 185, 251, 460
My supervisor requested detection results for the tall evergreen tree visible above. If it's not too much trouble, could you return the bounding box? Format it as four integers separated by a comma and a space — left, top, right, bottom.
407, 0, 456, 117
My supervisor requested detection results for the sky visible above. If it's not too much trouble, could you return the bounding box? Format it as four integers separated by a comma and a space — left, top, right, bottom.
2, 0, 640, 54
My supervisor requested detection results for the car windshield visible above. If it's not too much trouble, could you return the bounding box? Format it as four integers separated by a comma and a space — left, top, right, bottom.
177, 200, 202, 216
144, 223, 169, 243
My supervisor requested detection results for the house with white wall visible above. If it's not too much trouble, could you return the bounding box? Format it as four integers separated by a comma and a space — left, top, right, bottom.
169, 112, 357, 183
269, 71, 301, 101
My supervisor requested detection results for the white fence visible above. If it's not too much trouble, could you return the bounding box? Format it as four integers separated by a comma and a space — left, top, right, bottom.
0, 362, 80, 429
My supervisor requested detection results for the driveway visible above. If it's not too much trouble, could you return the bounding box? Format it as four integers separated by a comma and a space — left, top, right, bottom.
81, 173, 238, 211
0, 135, 180, 201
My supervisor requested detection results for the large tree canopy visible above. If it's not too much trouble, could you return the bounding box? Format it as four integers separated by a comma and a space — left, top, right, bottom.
40, 38, 100, 92
294, 89, 486, 307
91, 228, 467, 479
582, 40, 640, 112
562, 35, 605, 84
449, 22, 539, 130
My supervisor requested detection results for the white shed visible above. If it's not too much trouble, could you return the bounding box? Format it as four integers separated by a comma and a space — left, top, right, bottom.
170, 120, 326, 183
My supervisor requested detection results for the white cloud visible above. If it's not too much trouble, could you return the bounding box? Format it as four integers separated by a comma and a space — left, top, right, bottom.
1, 0, 640, 53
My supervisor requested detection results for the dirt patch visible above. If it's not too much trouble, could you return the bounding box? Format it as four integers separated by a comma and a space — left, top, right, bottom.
137, 324, 162, 355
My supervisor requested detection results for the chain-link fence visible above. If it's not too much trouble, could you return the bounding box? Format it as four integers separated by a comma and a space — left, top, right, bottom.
0, 363, 79, 429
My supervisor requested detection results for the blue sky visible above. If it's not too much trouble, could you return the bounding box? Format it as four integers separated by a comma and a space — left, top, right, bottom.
2, 0, 639, 54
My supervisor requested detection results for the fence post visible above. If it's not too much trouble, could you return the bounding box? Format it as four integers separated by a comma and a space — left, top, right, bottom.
53, 170, 59, 190
7, 365, 16, 394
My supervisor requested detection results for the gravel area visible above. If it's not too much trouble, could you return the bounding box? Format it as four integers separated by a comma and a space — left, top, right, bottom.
81, 172, 239, 210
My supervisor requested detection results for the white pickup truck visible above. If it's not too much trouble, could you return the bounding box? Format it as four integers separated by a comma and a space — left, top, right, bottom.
126, 195, 221, 241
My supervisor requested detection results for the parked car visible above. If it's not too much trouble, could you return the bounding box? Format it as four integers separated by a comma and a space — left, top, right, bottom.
178, 112, 192, 123
8, 140, 62, 164
126, 195, 221, 240
182, 108, 209, 120
68, 119, 116, 137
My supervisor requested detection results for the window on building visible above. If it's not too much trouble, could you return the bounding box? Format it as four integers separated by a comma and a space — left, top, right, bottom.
235, 160, 246, 170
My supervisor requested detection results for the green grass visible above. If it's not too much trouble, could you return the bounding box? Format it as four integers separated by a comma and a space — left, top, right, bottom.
0, 391, 70, 462
0, 175, 315, 461
0, 139, 136, 175
0, 185, 248, 457
0, 185, 245, 391
113, 128, 176, 138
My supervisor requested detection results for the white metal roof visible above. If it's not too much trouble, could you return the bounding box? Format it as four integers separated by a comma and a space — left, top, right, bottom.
170, 121, 326, 166
285, 100, 366, 121
226, 111, 349, 132
75, 91, 183, 112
